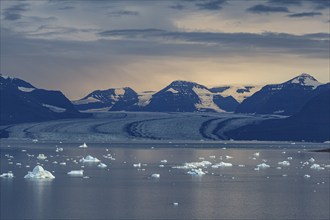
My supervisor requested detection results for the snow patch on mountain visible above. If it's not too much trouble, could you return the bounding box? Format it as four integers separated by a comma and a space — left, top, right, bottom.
193, 87, 224, 112
167, 88, 179, 94
212, 85, 262, 103
288, 73, 321, 89
73, 97, 100, 105
114, 88, 125, 96
138, 91, 155, 106
42, 104, 66, 113
18, 87, 35, 92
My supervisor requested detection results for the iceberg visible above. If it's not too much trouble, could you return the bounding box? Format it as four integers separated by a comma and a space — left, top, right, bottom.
187, 168, 205, 176
278, 161, 290, 166
211, 162, 233, 168
310, 164, 324, 170
253, 152, 260, 157
257, 163, 270, 169
173, 161, 212, 169
24, 165, 55, 179
304, 174, 311, 178
160, 160, 168, 163
309, 158, 315, 163
68, 170, 84, 176
151, 173, 160, 178
80, 155, 100, 163
97, 163, 107, 168
37, 154, 47, 160
0, 173, 14, 178
133, 163, 141, 168
79, 143, 88, 148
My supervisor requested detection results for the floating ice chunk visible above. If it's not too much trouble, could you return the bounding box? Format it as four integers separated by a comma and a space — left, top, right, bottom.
257, 163, 270, 169
304, 174, 311, 178
60, 162, 66, 166
324, 165, 330, 168
160, 160, 168, 163
80, 155, 100, 163
56, 147, 63, 152
68, 170, 84, 176
276, 167, 282, 170
0, 173, 14, 178
302, 161, 309, 166
22, 149, 27, 152
253, 152, 260, 157
52, 161, 58, 164
211, 162, 233, 168
159, 165, 165, 168
79, 143, 88, 148
172, 202, 179, 206
209, 156, 216, 159
151, 173, 160, 178
133, 163, 141, 168
309, 158, 315, 163
173, 161, 212, 169
278, 161, 290, 166
32, 139, 38, 143
310, 164, 324, 170
37, 154, 47, 160
187, 168, 205, 176
97, 163, 107, 168
225, 155, 233, 159
287, 157, 293, 160
16, 163, 22, 166
24, 165, 55, 179
238, 164, 245, 167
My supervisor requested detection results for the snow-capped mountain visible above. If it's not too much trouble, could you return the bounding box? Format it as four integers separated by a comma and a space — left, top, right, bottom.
210, 85, 262, 103
143, 80, 238, 112
235, 73, 326, 115
73, 87, 140, 111
0, 75, 87, 125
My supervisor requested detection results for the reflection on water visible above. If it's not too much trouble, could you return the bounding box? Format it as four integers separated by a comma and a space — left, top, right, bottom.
1, 142, 329, 219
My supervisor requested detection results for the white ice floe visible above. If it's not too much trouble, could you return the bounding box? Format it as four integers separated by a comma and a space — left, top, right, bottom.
304, 174, 311, 178
0, 173, 14, 178
278, 161, 290, 166
24, 165, 55, 179
133, 163, 141, 168
79, 143, 88, 148
238, 164, 245, 167
37, 154, 47, 160
256, 163, 270, 169
187, 168, 205, 176
309, 158, 315, 163
60, 162, 66, 166
211, 162, 233, 168
159, 165, 165, 168
173, 161, 212, 169
253, 152, 260, 157
160, 160, 168, 163
151, 173, 160, 178
68, 170, 84, 176
80, 155, 100, 163
225, 155, 233, 159
302, 161, 309, 166
172, 202, 179, 206
276, 167, 282, 170
56, 147, 63, 152
310, 164, 324, 170
287, 157, 293, 160
97, 163, 107, 168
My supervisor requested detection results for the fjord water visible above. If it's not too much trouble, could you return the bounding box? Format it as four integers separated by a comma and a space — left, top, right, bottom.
1, 142, 329, 220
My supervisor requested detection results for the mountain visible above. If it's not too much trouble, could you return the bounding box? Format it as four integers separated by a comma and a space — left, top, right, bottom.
0, 75, 88, 125
235, 73, 324, 115
226, 86, 330, 142
210, 85, 262, 103
73, 87, 140, 111
143, 80, 238, 112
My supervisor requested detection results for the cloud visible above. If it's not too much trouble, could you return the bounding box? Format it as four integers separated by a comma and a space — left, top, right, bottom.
107, 10, 139, 17
57, 6, 75, 10
195, 0, 227, 10
310, 0, 330, 9
247, 4, 290, 14
268, 0, 303, 6
169, 4, 185, 10
2, 3, 29, 21
98, 28, 329, 58
288, 12, 322, 18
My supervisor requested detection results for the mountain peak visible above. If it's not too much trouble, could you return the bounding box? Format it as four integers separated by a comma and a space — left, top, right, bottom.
286, 73, 321, 88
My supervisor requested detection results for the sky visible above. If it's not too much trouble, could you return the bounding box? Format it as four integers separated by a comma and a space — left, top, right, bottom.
1, 0, 329, 99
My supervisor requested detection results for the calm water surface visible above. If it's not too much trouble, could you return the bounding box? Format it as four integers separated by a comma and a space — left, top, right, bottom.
1, 142, 329, 219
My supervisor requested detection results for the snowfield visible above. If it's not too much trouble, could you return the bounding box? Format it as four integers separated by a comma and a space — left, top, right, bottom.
0, 112, 279, 142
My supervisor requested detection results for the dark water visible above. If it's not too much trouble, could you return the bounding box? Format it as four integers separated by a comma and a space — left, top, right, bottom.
1, 142, 329, 220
